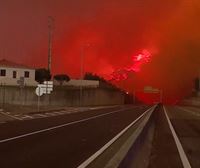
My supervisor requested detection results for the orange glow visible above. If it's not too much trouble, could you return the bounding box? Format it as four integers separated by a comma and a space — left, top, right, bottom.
108, 49, 152, 81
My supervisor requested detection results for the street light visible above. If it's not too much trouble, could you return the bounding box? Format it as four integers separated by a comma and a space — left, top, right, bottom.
79, 43, 93, 107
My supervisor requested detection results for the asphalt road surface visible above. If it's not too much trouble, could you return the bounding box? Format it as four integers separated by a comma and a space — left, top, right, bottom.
166, 106, 200, 168
0, 105, 149, 168
118, 105, 184, 168
147, 106, 184, 168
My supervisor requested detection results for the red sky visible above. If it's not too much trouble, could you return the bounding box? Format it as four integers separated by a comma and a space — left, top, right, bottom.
1, 0, 200, 103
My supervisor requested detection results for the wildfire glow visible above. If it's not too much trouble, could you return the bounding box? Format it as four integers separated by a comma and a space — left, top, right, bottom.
108, 49, 152, 81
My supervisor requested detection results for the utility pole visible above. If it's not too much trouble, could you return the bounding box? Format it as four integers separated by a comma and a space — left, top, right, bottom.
133, 90, 136, 104
48, 16, 54, 74
199, 70, 200, 92
79, 46, 84, 107
160, 89, 163, 103
79, 43, 92, 107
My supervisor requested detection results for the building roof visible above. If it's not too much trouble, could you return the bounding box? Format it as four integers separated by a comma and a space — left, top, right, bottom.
0, 59, 34, 69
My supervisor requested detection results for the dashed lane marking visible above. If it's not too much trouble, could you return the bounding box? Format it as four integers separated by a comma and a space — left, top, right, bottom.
0, 112, 22, 120
0, 107, 144, 143
19, 115, 34, 119
0, 106, 146, 121
53, 112, 65, 115
31, 114, 47, 118
163, 106, 191, 168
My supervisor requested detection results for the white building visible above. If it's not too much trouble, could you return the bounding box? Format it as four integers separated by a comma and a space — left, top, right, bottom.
0, 59, 37, 86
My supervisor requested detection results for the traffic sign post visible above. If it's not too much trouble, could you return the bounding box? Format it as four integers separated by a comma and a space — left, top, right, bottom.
143, 86, 163, 103
37, 87, 41, 112
17, 77, 25, 106
17, 77, 25, 88
35, 81, 53, 112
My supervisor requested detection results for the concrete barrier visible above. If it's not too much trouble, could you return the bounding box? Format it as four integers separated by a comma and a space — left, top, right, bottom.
0, 85, 125, 107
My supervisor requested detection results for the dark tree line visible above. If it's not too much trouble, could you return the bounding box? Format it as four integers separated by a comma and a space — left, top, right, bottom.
84, 72, 106, 82
35, 68, 51, 83
194, 77, 199, 91
35, 68, 70, 85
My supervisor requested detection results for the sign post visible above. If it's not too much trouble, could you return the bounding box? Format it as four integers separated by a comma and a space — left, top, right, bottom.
35, 81, 53, 112
17, 77, 25, 105
37, 87, 40, 112
143, 86, 162, 103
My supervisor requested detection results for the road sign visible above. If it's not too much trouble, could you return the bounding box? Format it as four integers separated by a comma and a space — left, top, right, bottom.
35, 81, 53, 96
144, 86, 160, 93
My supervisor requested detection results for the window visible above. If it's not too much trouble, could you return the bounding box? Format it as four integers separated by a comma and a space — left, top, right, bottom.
0, 69, 6, 76
24, 71, 30, 78
13, 71, 17, 78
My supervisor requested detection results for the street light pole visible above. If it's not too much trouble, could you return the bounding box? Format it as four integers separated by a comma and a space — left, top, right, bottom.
160, 89, 163, 103
199, 71, 200, 92
47, 16, 54, 74
79, 43, 93, 107
80, 46, 84, 107
133, 90, 136, 104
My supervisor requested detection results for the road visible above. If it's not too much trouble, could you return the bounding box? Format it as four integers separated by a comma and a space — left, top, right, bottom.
0, 105, 199, 168
166, 106, 200, 168
0, 105, 149, 168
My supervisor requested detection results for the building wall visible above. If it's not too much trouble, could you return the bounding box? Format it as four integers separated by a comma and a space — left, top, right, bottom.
0, 85, 125, 107
0, 67, 37, 86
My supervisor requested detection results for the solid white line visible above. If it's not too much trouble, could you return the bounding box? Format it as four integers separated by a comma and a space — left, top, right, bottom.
0, 112, 22, 120
163, 106, 191, 168
176, 106, 200, 117
77, 106, 155, 168
0, 107, 140, 144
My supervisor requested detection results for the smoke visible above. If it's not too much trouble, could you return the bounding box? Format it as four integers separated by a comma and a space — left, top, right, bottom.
0, 0, 200, 103
108, 49, 152, 81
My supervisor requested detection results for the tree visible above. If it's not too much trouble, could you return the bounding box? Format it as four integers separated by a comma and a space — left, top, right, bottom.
84, 72, 105, 82
194, 77, 199, 91
35, 68, 51, 83
54, 74, 70, 85
83, 72, 119, 90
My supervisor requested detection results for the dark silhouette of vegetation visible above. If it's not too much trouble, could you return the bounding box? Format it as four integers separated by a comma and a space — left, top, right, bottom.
84, 72, 106, 82
84, 72, 121, 90
54, 74, 70, 85
35, 68, 51, 83
194, 77, 199, 91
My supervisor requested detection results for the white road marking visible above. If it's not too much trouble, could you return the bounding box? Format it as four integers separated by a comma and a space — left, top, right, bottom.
53, 112, 65, 115
32, 114, 47, 118
163, 106, 191, 168
77, 106, 155, 168
20, 115, 34, 119
0, 112, 22, 120
0, 107, 142, 144
67, 109, 79, 112
176, 106, 200, 117
59, 110, 67, 113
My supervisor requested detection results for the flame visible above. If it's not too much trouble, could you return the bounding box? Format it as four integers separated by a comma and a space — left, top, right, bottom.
108, 49, 152, 81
